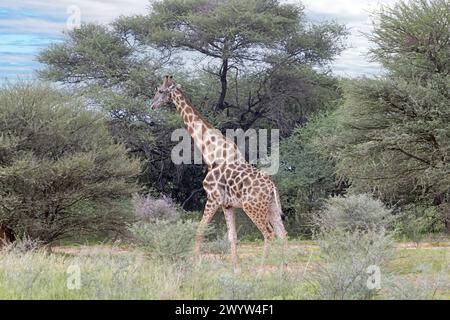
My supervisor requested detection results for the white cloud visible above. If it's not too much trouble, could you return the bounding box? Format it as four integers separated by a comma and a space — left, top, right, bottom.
0, 18, 66, 34
288, 0, 399, 77
1, 0, 401, 78
2, 0, 151, 25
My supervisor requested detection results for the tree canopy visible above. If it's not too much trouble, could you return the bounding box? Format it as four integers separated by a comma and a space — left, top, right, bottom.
0, 83, 140, 244
312, 0, 449, 230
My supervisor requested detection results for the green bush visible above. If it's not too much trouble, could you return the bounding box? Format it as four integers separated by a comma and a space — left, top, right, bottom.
316, 194, 393, 232
276, 112, 343, 236
394, 204, 446, 246
129, 219, 203, 262
310, 195, 395, 299
205, 232, 230, 255
310, 228, 394, 300
0, 83, 140, 244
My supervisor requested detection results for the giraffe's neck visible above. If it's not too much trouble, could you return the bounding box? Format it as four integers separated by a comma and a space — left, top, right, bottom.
171, 90, 244, 167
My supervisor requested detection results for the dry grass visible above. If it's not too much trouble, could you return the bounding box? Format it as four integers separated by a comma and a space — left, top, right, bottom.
0, 239, 448, 300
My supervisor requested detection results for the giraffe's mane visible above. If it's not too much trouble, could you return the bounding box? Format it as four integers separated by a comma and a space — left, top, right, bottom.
175, 87, 214, 130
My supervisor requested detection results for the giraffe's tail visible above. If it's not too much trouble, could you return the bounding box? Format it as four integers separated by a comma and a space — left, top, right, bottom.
270, 186, 287, 239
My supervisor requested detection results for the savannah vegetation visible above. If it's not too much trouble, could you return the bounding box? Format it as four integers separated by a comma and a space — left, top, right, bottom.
0, 0, 449, 299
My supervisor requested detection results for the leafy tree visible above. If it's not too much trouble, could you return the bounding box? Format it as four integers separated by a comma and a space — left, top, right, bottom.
316, 0, 450, 230
369, 0, 450, 78
276, 112, 345, 236
0, 83, 140, 244
121, 0, 346, 130
37, 0, 347, 209
139, 0, 345, 111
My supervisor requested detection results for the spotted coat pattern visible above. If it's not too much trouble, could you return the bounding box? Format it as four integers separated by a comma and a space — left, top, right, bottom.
150, 76, 287, 271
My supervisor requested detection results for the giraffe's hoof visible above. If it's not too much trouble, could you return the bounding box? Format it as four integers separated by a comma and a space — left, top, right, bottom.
233, 267, 241, 274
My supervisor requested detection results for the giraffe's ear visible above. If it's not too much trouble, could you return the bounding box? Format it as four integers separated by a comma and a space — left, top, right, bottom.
176, 84, 182, 89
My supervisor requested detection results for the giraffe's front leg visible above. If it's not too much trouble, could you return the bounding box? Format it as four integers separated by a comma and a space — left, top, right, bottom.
195, 199, 219, 262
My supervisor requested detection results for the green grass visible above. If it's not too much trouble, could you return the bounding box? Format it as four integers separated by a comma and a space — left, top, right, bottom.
0, 240, 448, 299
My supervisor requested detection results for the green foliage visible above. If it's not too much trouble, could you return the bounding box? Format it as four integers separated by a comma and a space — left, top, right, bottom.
0, 83, 140, 244
369, 0, 450, 77
317, 194, 393, 232
311, 228, 395, 300
276, 112, 342, 235
308, 195, 395, 299
147, 0, 301, 58
38, 24, 142, 86
129, 219, 201, 262
319, 78, 449, 203
313, 0, 450, 232
395, 204, 446, 245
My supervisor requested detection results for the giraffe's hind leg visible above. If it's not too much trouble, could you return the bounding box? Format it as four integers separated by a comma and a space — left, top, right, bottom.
195, 199, 219, 261
223, 206, 240, 273
242, 202, 275, 270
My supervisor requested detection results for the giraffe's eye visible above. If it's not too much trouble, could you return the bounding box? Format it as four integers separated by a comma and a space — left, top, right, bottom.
158, 90, 164, 94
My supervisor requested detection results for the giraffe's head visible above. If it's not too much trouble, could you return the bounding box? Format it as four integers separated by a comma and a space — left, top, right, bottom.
149, 75, 178, 110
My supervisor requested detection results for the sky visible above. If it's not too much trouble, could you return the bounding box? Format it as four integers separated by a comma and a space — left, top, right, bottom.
0, 0, 398, 82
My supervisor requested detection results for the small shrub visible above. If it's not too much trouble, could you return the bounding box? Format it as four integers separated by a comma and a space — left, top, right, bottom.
129, 219, 202, 262
384, 276, 439, 300
316, 194, 392, 232
2, 235, 43, 254
205, 232, 230, 255
132, 194, 180, 222
217, 273, 257, 299
310, 228, 395, 300
385, 260, 449, 300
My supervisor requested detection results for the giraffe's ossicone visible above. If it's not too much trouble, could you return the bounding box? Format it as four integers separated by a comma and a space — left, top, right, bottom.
150, 75, 287, 272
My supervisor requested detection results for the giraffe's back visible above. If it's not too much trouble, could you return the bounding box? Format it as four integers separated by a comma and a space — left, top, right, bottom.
202, 161, 275, 209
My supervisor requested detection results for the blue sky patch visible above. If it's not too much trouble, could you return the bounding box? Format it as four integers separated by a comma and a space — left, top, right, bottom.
0, 0, 391, 83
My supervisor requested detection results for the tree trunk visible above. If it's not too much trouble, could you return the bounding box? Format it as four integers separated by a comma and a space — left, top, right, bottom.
0, 225, 9, 246
0, 225, 14, 246
216, 58, 229, 111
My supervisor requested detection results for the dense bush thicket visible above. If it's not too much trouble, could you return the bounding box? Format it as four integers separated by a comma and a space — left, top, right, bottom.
275, 112, 345, 236
0, 83, 140, 244
284, 0, 449, 234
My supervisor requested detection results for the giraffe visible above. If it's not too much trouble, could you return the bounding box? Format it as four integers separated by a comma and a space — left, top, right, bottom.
149, 75, 287, 272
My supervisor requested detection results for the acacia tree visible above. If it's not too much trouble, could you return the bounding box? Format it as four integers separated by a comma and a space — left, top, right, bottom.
0, 83, 140, 244
124, 0, 346, 126
316, 0, 450, 230
38, 0, 347, 209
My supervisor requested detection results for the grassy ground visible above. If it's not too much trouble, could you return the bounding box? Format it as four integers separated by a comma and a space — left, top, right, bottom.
0, 239, 448, 299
